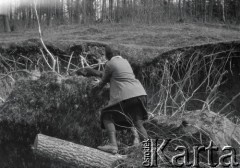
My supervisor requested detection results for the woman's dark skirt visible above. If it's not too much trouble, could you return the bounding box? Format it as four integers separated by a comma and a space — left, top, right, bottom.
100, 95, 148, 130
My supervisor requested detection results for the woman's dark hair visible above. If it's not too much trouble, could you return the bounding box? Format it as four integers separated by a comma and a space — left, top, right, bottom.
105, 46, 114, 60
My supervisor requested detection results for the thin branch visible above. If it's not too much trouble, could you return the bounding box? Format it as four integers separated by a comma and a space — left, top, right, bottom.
79, 55, 90, 67
37, 57, 41, 66
33, 0, 56, 71
0, 70, 32, 81
203, 50, 232, 58
0, 96, 5, 103
71, 62, 106, 74
218, 92, 240, 114
86, 62, 106, 68
67, 52, 74, 73
80, 57, 84, 68
40, 49, 53, 70
58, 57, 79, 69
56, 57, 60, 73
1, 55, 25, 66
19, 54, 33, 63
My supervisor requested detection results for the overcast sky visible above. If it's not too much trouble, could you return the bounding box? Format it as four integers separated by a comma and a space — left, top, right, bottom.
0, 0, 58, 14
0, 0, 179, 15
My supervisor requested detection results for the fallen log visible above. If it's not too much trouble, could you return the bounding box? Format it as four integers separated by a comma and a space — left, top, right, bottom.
33, 134, 126, 168
182, 110, 240, 148
154, 110, 240, 148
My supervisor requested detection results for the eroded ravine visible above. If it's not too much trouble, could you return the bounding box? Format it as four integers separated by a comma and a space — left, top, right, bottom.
0, 39, 240, 167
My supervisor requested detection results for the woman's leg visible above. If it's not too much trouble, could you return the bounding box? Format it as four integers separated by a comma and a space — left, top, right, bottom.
98, 113, 118, 154
102, 113, 117, 146
122, 97, 148, 142
131, 127, 140, 145
133, 112, 148, 141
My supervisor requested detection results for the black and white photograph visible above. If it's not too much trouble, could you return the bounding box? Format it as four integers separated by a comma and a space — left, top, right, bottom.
0, 0, 240, 167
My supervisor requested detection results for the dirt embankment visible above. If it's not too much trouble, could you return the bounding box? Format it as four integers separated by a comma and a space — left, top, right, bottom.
0, 39, 240, 167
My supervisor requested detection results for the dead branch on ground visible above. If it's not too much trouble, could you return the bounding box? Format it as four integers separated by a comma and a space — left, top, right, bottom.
66, 52, 74, 74
0, 69, 39, 81
0, 96, 5, 103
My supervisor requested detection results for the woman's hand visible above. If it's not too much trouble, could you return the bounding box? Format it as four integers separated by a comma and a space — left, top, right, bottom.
91, 78, 101, 88
76, 67, 103, 77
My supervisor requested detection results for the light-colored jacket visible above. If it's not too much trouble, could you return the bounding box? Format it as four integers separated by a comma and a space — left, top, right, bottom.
101, 56, 147, 107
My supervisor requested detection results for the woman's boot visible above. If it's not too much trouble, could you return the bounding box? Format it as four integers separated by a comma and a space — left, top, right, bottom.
97, 131, 118, 154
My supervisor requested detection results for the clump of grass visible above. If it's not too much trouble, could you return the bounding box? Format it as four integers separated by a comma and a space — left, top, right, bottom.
0, 71, 109, 147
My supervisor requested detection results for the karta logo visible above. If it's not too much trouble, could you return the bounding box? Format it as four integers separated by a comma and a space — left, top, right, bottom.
142, 139, 239, 167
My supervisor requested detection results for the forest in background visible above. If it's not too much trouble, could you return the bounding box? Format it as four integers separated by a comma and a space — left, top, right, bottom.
0, 0, 240, 32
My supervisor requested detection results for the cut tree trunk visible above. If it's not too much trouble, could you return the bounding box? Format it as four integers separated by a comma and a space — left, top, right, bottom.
33, 134, 126, 168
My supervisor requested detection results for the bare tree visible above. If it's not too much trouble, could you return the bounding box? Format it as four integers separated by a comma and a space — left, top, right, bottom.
74, 0, 80, 23
178, 0, 183, 21
109, 0, 113, 21
168, 0, 171, 20
209, 0, 214, 21
203, 0, 207, 22
183, 0, 186, 19
1, 0, 240, 29
221, 0, 226, 22
1, 14, 11, 32
46, 6, 52, 26
236, 0, 240, 24
101, 0, 107, 21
